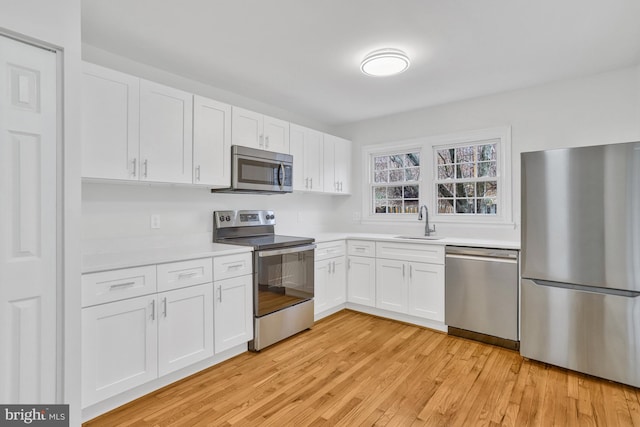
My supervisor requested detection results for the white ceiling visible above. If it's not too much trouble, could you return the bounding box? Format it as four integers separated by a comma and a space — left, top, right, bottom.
82, 0, 640, 127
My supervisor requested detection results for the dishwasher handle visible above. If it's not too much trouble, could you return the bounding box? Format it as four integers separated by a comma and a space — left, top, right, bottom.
445, 246, 518, 260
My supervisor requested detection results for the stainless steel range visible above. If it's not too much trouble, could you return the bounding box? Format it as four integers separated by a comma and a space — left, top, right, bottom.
213, 210, 315, 351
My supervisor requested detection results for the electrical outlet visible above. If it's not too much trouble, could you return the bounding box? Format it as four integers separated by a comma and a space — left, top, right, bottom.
150, 214, 161, 229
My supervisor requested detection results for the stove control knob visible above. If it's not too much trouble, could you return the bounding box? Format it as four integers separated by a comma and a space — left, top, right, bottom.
219, 216, 225, 222
225, 216, 231, 222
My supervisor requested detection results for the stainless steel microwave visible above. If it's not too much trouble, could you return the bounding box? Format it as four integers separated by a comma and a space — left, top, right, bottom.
212, 145, 293, 194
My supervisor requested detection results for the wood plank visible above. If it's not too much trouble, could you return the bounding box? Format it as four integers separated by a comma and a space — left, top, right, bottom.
84, 310, 640, 427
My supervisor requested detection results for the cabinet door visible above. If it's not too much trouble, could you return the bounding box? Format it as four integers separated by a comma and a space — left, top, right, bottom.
408, 262, 445, 322
289, 124, 306, 191
314, 261, 329, 315
263, 115, 290, 153
347, 256, 376, 307
139, 80, 193, 183
328, 258, 347, 306
334, 137, 351, 194
305, 129, 324, 192
231, 106, 263, 149
214, 275, 253, 353
322, 135, 336, 192
82, 295, 158, 407
376, 259, 408, 314
158, 284, 214, 376
193, 95, 231, 187
82, 62, 140, 180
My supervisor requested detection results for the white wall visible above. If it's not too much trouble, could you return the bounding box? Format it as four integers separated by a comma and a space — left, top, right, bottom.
334, 65, 640, 241
0, 1, 82, 425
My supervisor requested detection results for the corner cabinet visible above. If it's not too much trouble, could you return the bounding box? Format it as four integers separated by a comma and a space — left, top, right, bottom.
314, 241, 347, 319
290, 124, 324, 192
231, 106, 290, 153
323, 134, 351, 194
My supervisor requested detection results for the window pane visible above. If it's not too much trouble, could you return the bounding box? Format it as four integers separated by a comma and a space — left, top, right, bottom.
455, 182, 475, 197
374, 186, 387, 200
477, 198, 498, 214
476, 181, 497, 197
403, 185, 419, 199
389, 155, 404, 169
406, 153, 420, 167
387, 199, 402, 213
374, 171, 388, 183
405, 167, 420, 181
389, 170, 404, 182
477, 144, 497, 161
438, 165, 454, 180
455, 146, 475, 163
438, 183, 454, 198
437, 149, 454, 165
375, 200, 388, 213
477, 161, 497, 177
374, 156, 388, 171
455, 199, 475, 214
404, 200, 419, 213
456, 163, 475, 179
388, 186, 402, 199
437, 199, 454, 213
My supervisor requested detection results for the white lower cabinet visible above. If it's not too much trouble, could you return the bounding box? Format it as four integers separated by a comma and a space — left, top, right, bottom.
158, 283, 214, 376
82, 294, 158, 407
314, 257, 346, 316
214, 274, 253, 353
376, 259, 408, 313
347, 256, 376, 307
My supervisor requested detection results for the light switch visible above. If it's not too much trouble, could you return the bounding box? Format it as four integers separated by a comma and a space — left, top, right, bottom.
151, 214, 161, 229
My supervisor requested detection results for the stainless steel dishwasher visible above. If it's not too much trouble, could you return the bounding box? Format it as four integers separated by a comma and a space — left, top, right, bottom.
445, 246, 520, 350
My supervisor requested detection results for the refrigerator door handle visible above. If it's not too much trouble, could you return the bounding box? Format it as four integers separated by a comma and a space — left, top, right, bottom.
531, 279, 640, 298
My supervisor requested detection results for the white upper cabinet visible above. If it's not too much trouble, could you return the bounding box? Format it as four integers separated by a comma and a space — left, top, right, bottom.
193, 95, 231, 187
139, 80, 193, 184
82, 63, 140, 180
290, 124, 323, 192
232, 106, 290, 153
323, 134, 352, 194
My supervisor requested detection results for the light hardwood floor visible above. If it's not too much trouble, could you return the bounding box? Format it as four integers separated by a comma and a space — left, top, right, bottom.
85, 310, 640, 426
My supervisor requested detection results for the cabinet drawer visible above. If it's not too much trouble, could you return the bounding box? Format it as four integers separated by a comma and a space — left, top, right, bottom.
214, 252, 253, 281
157, 258, 213, 292
82, 265, 157, 307
315, 240, 346, 261
376, 241, 445, 264
347, 240, 375, 257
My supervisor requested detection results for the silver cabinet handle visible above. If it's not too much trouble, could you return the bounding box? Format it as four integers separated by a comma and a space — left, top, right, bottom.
327, 261, 332, 274
110, 281, 135, 289
310, 178, 313, 189
335, 181, 339, 191
195, 165, 201, 182
259, 134, 264, 148
265, 135, 270, 148
348, 258, 351, 269
409, 264, 413, 279
151, 299, 156, 320
163, 297, 167, 317
402, 264, 405, 277
217, 285, 222, 302
131, 158, 137, 177
143, 159, 149, 178
178, 271, 198, 279
340, 182, 343, 192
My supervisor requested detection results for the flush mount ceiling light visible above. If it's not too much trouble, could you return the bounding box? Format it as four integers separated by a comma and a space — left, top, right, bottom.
360, 48, 411, 77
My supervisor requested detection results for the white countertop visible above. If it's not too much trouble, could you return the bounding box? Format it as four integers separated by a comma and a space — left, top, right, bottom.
312, 232, 520, 250
82, 243, 252, 274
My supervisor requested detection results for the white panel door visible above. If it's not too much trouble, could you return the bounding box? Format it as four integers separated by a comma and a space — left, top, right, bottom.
304, 129, 324, 192
334, 137, 351, 194
289, 124, 306, 191
347, 256, 376, 307
0, 36, 57, 404
231, 106, 263, 150
376, 259, 408, 314
193, 95, 231, 187
81, 62, 140, 180
313, 261, 329, 315
214, 275, 253, 353
263, 115, 289, 153
408, 262, 445, 322
323, 135, 337, 192
81, 295, 158, 408
327, 257, 347, 307
139, 80, 193, 183
158, 284, 214, 376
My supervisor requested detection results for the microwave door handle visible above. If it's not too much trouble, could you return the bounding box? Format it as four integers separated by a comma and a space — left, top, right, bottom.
278, 163, 285, 187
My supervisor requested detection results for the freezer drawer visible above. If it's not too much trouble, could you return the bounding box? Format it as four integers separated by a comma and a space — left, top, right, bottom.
445, 248, 519, 344
521, 279, 640, 388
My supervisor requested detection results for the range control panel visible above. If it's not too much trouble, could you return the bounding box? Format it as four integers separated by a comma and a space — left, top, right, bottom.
214, 210, 276, 228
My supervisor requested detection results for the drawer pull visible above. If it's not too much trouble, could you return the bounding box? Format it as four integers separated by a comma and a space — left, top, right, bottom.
355, 247, 365, 251
177, 271, 198, 279
110, 281, 135, 289
226, 263, 244, 271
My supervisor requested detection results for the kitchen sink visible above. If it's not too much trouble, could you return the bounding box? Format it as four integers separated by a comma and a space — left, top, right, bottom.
394, 235, 444, 241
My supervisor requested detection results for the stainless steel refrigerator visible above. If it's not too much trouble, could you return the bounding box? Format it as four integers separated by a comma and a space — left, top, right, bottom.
521, 141, 640, 387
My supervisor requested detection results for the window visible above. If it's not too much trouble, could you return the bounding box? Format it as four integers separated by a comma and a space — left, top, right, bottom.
371, 151, 420, 214
435, 140, 499, 215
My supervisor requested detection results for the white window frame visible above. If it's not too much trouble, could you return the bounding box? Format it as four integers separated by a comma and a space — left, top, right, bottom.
361, 126, 513, 225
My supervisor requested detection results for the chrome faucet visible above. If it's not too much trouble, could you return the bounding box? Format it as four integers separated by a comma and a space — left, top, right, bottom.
418, 205, 436, 236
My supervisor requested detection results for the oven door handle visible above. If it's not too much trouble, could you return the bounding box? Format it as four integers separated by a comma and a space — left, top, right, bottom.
258, 244, 317, 257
